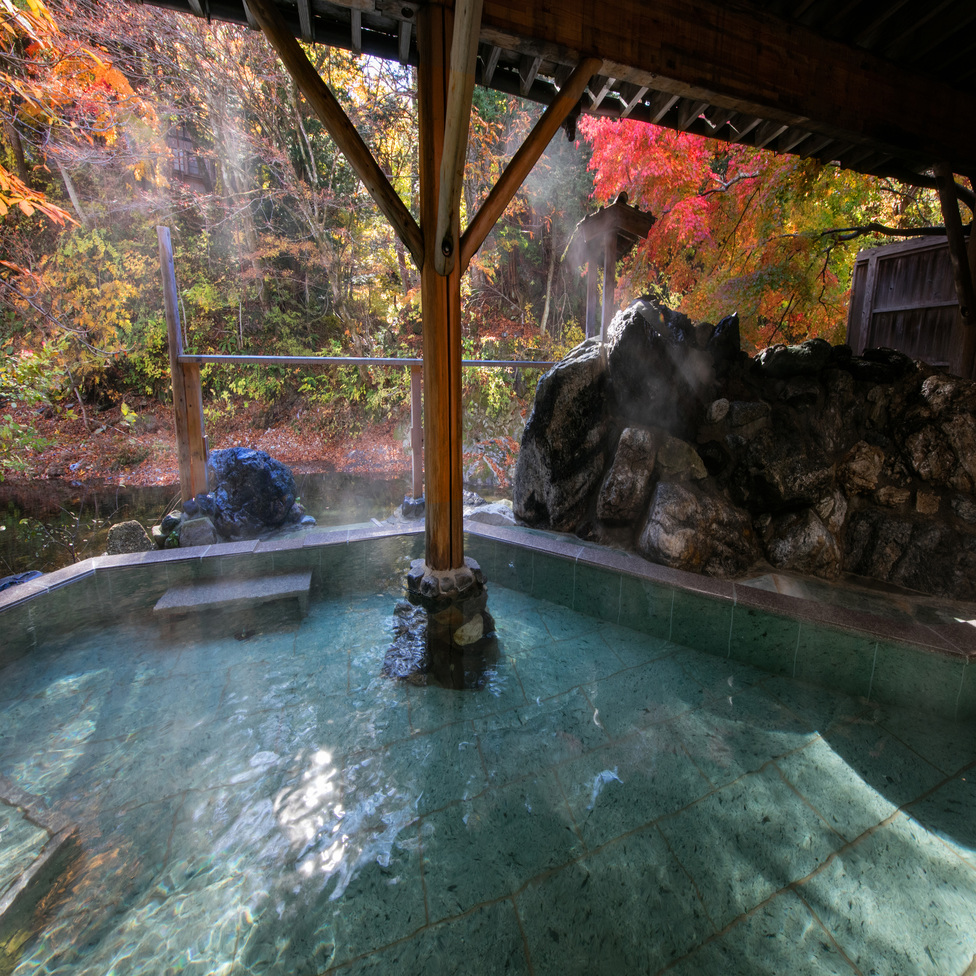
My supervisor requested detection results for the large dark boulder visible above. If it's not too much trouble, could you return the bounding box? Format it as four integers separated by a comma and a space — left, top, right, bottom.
206, 447, 301, 539
604, 299, 713, 436
513, 338, 609, 530
512, 295, 976, 601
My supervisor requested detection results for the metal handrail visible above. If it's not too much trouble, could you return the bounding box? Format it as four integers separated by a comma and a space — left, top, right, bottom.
177, 353, 557, 368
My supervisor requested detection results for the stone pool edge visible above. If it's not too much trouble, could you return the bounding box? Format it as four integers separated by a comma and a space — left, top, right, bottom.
2, 519, 974, 722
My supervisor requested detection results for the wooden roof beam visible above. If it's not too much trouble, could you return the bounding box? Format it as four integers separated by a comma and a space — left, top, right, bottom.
590, 75, 617, 109
778, 127, 812, 154
647, 91, 680, 124
435, 0, 484, 275
479, 0, 976, 170
351, 9, 362, 52
854, 0, 911, 45
296, 0, 312, 40
461, 55, 601, 271
399, 16, 412, 62
481, 43, 501, 83
519, 54, 542, 96
728, 114, 761, 143
754, 120, 789, 149
619, 83, 648, 118
677, 99, 708, 130
246, 0, 424, 267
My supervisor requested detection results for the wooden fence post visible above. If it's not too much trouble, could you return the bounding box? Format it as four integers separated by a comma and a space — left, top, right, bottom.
410, 365, 424, 501
158, 226, 209, 502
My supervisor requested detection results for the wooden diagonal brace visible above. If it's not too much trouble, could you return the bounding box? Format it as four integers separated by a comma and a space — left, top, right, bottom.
246, 0, 424, 268
459, 56, 601, 273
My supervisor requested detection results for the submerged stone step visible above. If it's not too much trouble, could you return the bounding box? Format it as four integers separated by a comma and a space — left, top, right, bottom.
0, 776, 79, 963
153, 570, 312, 627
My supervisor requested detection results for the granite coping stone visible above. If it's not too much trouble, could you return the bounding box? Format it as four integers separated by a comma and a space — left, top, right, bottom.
5, 519, 976, 677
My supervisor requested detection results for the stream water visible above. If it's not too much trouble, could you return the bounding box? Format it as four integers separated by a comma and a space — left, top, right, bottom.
0, 472, 413, 577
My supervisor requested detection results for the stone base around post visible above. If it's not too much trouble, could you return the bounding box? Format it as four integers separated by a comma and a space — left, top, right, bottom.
383, 557, 497, 689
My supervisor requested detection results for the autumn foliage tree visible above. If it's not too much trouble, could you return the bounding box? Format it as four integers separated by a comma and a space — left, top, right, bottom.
578, 116, 936, 350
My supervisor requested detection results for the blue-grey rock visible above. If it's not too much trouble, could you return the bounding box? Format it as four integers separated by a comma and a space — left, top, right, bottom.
205, 447, 298, 540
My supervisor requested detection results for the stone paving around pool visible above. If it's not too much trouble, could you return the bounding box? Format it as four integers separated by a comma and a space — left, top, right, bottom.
0, 581, 974, 975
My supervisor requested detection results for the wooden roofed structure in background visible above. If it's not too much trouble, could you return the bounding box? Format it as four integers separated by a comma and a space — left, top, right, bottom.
137, 0, 976, 574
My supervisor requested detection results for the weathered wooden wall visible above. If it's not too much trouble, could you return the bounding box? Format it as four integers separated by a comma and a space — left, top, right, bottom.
846, 236, 970, 377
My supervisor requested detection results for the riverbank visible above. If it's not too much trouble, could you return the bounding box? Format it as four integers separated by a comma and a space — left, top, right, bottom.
2, 400, 412, 488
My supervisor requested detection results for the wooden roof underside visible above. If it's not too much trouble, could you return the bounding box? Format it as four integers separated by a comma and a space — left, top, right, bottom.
141, 0, 976, 183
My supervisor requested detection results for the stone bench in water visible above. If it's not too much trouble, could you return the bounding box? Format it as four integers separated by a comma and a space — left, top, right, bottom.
153, 571, 312, 635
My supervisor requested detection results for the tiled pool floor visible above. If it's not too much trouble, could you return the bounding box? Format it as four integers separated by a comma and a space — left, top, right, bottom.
1, 583, 975, 975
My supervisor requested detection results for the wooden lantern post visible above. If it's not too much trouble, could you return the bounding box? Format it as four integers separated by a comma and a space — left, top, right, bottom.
574, 193, 656, 340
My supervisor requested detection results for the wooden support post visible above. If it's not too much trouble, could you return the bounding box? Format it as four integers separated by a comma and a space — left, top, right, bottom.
419, 4, 464, 570
158, 226, 208, 502
934, 164, 976, 378
410, 364, 424, 500
601, 231, 617, 340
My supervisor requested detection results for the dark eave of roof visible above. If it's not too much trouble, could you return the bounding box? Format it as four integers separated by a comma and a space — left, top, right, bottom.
138, 0, 976, 183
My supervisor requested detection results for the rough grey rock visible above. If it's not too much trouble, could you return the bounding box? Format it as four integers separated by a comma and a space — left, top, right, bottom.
904, 426, 955, 484
513, 295, 976, 600
465, 501, 517, 527
733, 429, 834, 509
952, 495, 976, 523
706, 312, 740, 375
106, 519, 153, 555
764, 508, 842, 578
840, 441, 885, 493
596, 426, 660, 523
815, 489, 848, 535
514, 338, 608, 530
756, 338, 832, 378
845, 509, 975, 600
638, 481, 759, 576
655, 435, 707, 481
179, 516, 217, 548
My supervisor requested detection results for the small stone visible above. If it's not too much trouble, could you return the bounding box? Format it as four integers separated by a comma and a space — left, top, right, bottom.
706, 398, 730, 424
106, 519, 154, 555
454, 614, 484, 646
160, 510, 182, 534
916, 491, 940, 515
178, 516, 217, 548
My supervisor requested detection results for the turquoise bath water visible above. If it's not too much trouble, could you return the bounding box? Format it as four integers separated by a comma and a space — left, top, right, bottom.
1, 577, 975, 974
